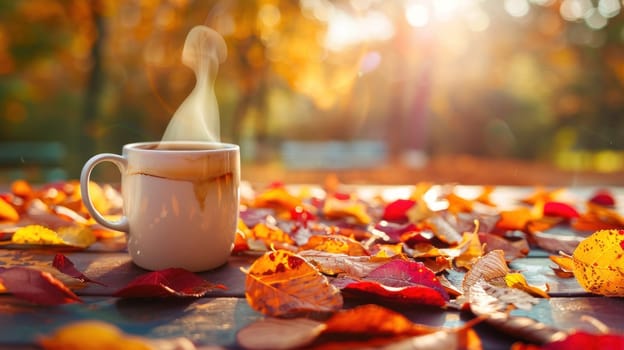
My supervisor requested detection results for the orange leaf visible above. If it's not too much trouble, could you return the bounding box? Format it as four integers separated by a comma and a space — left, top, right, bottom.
39, 321, 152, 350
300, 235, 369, 256
323, 304, 434, 337
0, 197, 19, 221
244, 250, 343, 316
253, 186, 302, 212
323, 197, 371, 225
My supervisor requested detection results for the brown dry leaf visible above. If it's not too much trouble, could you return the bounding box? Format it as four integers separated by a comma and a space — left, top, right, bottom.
462, 250, 509, 297
237, 317, 325, 350
244, 249, 343, 317
479, 233, 529, 262
532, 232, 583, 255
298, 250, 388, 277
428, 215, 463, 245
571, 229, 624, 296
300, 235, 369, 256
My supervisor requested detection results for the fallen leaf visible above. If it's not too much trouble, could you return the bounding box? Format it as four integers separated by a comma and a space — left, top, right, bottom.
572, 203, 624, 232
549, 254, 575, 274
511, 331, 624, 350
298, 250, 388, 277
52, 253, 105, 286
0, 197, 19, 221
428, 215, 463, 245
244, 249, 343, 316
571, 229, 624, 296
253, 186, 302, 212
382, 199, 415, 221
532, 232, 583, 255
505, 273, 549, 298
323, 197, 372, 225
39, 321, 152, 350
380, 326, 482, 350
114, 268, 226, 298
300, 235, 369, 256
589, 189, 616, 207
543, 202, 579, 219
11, 224, 95, 248
323, 304, 434, 337
342, 260, 449, 307
237, 317, 325, 350
0, 267, 81, 305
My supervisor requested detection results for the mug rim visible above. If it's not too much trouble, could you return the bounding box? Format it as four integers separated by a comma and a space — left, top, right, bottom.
123, 141, 239, 153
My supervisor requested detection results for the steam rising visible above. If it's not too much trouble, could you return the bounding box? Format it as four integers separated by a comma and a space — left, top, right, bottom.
161, 26, 227, 143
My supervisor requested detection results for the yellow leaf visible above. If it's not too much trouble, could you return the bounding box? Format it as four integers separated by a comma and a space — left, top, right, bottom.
12, 225, 95, 248
549, 255, 575, 272
39, 321, 151, 350
572, 229, 624, 296
455, 223, 484, 270
505, 273, 549, 298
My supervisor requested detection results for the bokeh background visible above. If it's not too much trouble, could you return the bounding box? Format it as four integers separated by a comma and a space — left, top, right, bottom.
1, 0, 624, 185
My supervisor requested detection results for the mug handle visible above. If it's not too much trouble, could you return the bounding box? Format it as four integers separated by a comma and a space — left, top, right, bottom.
80, 153, 129, 232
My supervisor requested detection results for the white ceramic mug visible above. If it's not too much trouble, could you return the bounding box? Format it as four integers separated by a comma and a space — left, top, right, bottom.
80, 141, 240, 272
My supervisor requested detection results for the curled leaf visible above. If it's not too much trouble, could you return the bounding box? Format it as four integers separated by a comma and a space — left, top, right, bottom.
53, 253, 105, 286
244, 250, 343, 316
543, 202, 579, 219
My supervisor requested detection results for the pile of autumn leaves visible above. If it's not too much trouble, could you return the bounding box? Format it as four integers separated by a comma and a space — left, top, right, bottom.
1, 179, 624, 349
235, 182, 624, 349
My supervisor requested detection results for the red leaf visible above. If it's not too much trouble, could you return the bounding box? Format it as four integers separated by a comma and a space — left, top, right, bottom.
343, 281, 448, 307
382, 199, 415, 221
53, 254, 106, 286
543, 201, 579, 219
524, 331, 624, 350
366, 260, 449, 300
113, 268, 226, 298
589, 190, 616, 207
342, 260, 449, 307
0, 267, 81, 305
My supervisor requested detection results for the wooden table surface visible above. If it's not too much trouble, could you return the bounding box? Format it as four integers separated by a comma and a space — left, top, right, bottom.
1, 185, 624, 349
1, 249, 623, 350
